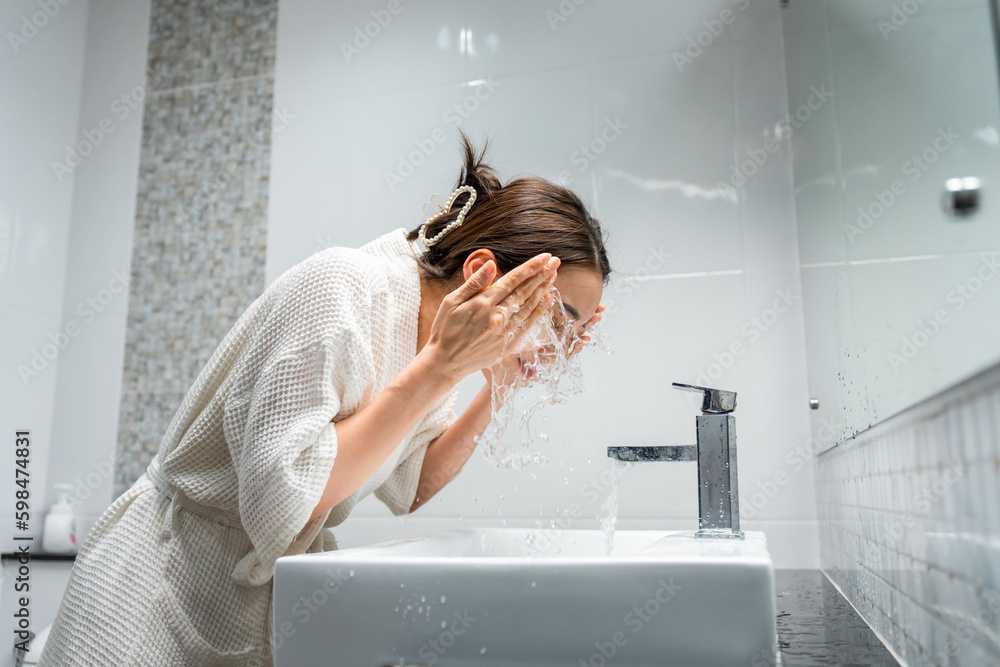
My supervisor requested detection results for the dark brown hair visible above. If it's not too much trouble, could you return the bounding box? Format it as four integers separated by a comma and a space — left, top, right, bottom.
407, 131, 611, 288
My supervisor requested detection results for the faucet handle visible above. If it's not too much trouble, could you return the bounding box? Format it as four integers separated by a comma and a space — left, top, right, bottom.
672, 382, 737, 414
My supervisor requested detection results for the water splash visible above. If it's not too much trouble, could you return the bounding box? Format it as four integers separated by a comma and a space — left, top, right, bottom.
478, 284, 612, 469
600, 460, 630, 556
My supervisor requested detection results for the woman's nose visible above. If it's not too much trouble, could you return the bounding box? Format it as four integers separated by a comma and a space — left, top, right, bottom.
520, 344, 559, 367
537, 343, 558, 357
518, 321, 553, 349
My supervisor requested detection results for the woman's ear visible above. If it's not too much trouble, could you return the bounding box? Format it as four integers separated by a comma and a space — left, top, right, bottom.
463, 249, 500, 284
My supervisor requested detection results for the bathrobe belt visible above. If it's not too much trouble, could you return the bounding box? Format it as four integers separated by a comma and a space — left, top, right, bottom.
145, 455, 245, 539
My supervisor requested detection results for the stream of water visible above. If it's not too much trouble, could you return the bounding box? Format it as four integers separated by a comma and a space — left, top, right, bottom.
600, 459, 630, 555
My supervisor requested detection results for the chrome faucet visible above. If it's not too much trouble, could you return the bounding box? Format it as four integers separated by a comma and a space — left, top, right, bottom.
608, 382, 744, 540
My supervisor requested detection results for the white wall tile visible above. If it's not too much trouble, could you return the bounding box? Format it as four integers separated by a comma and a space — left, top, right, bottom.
0, 0, 89, 317
590, 0, 738, 61
829, 10, 1000, 262
785, 0, 1000, 453
47, 314, 130, 524
781, 0, 829, 34
0, 0, 90, 555
847, 254, 1000, 427
827, 0, 988, 28
464, 0, 596, 76
733, 34, 801, 272
783, 26, 846, 266
264, 98, 351, 284
273, 0, 353, 108
740, 267, 816, 521
44, 0, 152, 545
345, 0, 473, 98
458, 65, 598, 190
594, 49, 741, 274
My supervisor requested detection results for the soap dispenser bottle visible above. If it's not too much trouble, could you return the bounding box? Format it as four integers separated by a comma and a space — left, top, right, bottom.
42, 483, 77, 553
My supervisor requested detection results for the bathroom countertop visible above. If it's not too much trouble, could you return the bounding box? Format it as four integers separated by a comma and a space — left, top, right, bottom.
775, 570, 900, 666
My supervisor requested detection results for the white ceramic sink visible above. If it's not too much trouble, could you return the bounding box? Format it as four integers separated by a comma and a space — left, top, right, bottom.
272, 528, 777, 666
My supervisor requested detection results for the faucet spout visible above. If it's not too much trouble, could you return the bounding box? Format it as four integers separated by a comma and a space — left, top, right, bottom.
607, 445, 696, 462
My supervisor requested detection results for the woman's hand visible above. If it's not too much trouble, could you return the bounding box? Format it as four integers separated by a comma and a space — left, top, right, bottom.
422, 253, 561, 381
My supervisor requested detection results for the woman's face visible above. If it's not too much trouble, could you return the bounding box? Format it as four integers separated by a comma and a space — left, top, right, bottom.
509, 266, 604, 381
459, 250, 605, 384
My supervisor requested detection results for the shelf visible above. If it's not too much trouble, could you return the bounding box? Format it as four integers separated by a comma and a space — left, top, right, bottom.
1, 551, 77, 561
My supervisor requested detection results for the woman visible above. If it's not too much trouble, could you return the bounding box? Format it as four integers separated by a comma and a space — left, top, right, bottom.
38, 132, 610, 666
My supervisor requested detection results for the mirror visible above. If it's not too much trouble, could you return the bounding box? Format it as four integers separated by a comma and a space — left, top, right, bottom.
783, 0, 1000, 449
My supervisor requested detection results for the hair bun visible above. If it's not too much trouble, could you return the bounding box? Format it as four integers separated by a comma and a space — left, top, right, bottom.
459, 132, 501, 197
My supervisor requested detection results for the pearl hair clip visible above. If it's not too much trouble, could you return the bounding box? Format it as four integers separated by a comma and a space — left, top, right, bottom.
418, 185, 477, 249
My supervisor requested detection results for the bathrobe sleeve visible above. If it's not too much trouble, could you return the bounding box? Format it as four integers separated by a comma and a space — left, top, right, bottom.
224, 250, 378, 586
374, 387, 460, 515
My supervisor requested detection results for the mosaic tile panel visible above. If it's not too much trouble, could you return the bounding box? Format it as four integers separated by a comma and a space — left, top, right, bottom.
115, 0, 277, 495
816, 361, 1000, 666
146, 0, 277, 91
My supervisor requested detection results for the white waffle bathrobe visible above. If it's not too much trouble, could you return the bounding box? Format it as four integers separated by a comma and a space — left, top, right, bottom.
38, 228, 459, 666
